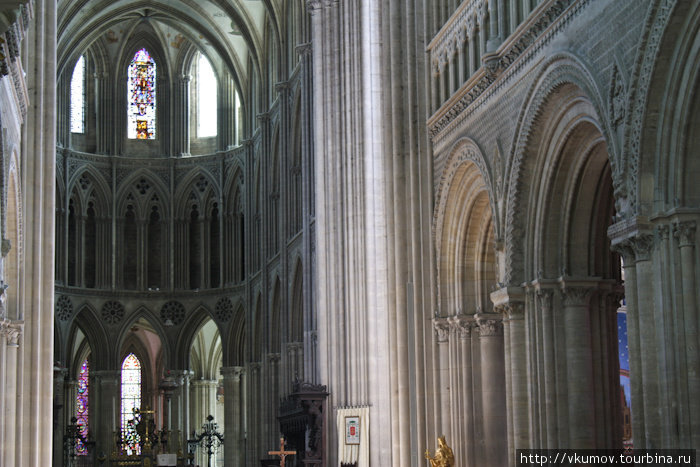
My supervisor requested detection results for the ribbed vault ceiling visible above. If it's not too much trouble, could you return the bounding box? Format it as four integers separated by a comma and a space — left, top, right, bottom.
57, 0, 277, 92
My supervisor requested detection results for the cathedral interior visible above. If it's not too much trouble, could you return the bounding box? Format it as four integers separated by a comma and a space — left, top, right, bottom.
0, 0, 699, 466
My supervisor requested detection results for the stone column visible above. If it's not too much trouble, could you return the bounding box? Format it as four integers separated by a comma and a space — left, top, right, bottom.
505, 302, 526, 457
1, 321, 22, 466
434, 318, 451, 442
611, 239, 645, 447
177, 74, 191, 156
475, 313, 506, 467
92, 369, 120, 457
190, 379, 218, 466
559, 281, 596, 448
675, 221, 699, 447
452, 316, 475, 467
537, 288, 557, 447
222, 366, 245, 467
95, 72, 110, 154
53, 366, 68, 467
632, 234, 662, 447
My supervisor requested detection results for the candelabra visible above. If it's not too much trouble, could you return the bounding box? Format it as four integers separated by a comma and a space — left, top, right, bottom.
187, 415, 224, 467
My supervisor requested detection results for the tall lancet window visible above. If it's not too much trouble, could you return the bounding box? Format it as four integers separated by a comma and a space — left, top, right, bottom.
197, 53, 217, 137
75, 358, 89, 455
71, 55, 85, 133
121, 353, 142, 455
128, 48, 156, 139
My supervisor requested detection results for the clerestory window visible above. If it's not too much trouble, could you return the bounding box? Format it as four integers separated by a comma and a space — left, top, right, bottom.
128, 48, 156, 140
70, 55, 85, 133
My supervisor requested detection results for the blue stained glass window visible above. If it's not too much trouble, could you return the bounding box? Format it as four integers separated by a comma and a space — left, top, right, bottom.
75, 358, 89, 455
121, 353, 142, 455
128, 48, 156, 140
71, 55, 85, 133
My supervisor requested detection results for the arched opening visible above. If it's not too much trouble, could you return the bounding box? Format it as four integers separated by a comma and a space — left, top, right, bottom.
127, 48, 156, 140
189, 318, 224, 466
119, 317, 164, 455
434, 144, 500, 466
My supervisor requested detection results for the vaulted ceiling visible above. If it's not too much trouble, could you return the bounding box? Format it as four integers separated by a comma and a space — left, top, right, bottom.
57, 0, 286, 101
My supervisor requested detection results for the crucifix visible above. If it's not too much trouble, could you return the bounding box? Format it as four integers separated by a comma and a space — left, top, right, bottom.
268, 437, 296, 467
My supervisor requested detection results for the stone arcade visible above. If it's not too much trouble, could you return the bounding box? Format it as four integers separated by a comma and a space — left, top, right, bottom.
0, 0, 698, 466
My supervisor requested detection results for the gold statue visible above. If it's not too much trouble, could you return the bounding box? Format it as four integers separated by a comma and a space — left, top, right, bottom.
425, 435, 455, 467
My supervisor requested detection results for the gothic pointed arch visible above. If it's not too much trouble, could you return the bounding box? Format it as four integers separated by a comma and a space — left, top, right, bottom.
115, 25, 171, 153
67, 304, 110, 370
115, 309, 170, 372
174, 304, 217, 369
224, 301, 246, 367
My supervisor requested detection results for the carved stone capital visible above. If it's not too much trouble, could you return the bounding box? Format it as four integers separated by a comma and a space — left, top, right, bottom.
448, 315, 473, 339
537, 288, 554, 313
674, 221, 696, 248
221, 366, 246, 382
249, 362, 261, 372
433, 318, 450, 343
630, 234, 655, 262
656, 224, 670, 240
475, 313, 503, 337
560, 286, 593, 307
296, 42, 312, 56
267, 352, 281, 364
1, 319, 22, 346
504, 302, 525, 320
287, 342, 303, 352
610, 238, 635, 265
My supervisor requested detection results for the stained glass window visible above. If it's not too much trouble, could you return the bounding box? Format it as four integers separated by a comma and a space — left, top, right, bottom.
128, 48, 156, 140
75, 358, 89, 456
197, 53, 217, 137
121, 353, 141, 455
71, 55, 85, 133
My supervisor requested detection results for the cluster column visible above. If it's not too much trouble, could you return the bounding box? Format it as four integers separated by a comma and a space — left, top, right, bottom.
222, 366, 245, 466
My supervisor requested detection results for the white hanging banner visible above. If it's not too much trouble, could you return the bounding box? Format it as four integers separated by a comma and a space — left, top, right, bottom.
336, 406, 369, 466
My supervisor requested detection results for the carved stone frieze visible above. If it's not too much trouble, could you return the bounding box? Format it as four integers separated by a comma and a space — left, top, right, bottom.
625, 0, 676, 213
429, 0, 586, 140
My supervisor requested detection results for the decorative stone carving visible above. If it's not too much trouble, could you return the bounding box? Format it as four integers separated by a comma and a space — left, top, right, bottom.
2, 238, 11, 257
674, 221, 696, 247
55, 295, 74, 321
626, 0, 676, 213
160, 300, 185, 325
213, 297, 233, 322
1, 320, 22, 346
630, 233, 655, 262
475, 314, 502, 337
433, 318, 451, 343
429, 0, 583, 139
101, 300, 125, 325
561, 286, 593, 307
609, 63, 627, 127
449, 315, 473, 339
